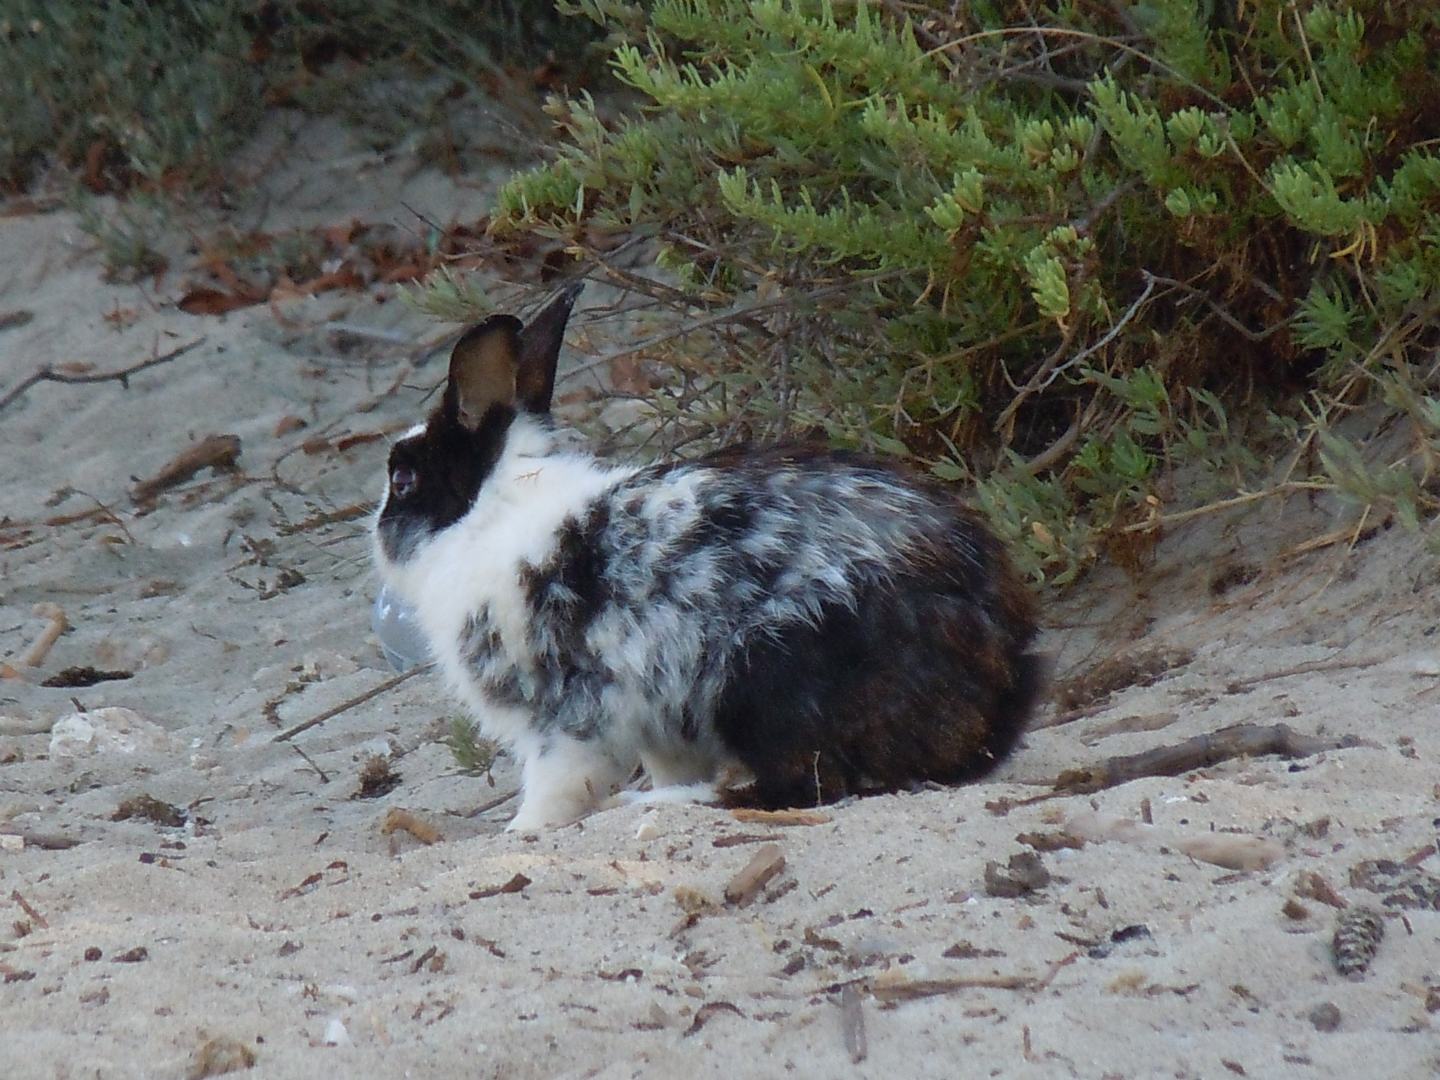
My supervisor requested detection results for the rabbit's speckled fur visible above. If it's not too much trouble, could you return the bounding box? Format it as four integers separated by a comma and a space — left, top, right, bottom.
374, 287, 1042, 829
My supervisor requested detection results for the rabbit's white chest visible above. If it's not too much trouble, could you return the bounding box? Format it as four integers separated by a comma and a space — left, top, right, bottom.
390, 438, 634, 748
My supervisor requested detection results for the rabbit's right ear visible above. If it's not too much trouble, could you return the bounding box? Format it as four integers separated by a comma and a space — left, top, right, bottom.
514, 282, 584, 415
448, 315, 523, 431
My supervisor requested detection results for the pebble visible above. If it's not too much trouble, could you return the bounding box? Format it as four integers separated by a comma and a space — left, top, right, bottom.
1308, 1002, 1341, 1032
302, 651, 360, 680
48, 707, 171, 757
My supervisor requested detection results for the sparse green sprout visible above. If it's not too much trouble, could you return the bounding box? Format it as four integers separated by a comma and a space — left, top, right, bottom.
403, 267, 496, 324
444, 716, 498, 780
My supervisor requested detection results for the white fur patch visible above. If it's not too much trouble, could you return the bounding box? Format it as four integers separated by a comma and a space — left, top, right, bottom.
375, 416, 634, 754
507, 734, 631, 830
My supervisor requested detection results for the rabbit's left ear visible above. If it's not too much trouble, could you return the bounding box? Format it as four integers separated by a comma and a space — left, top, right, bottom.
447, 283, 583, 426
448, 315, 522, 431
514, 281, 584, 415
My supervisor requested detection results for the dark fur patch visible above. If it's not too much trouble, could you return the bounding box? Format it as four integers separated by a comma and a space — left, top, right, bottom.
520, 502, 614, 639
712, 545, 1037, 807
377, 403, 514, 564
460, 610, 529, 707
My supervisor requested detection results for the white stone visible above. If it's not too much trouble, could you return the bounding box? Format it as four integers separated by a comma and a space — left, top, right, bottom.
355, 737, 395, 760
48, 708, 171, 757
323, 1017, 351, 1046
302, 651, 360, 680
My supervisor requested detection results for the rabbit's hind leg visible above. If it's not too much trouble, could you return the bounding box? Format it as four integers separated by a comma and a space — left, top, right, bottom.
616, 781, 723, 808
628, 747, 724, 806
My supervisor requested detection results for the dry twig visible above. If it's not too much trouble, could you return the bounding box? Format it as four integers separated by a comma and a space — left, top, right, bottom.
131, 434, 242, 503
0, 828, 80, 850
1223, 655, 1380, 693
0, 338, 207, 413
838, 984, 867, 1064
272, 666, 428, 743
23, 603, 68, 667
724, 843, 786, 906
1052, 723, 1362, 795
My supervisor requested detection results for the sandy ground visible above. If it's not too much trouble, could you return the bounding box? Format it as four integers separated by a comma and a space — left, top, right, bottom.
2, 112, 1438, 1080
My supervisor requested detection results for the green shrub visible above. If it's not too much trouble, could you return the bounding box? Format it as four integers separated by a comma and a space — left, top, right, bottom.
493, 0, 1440, 582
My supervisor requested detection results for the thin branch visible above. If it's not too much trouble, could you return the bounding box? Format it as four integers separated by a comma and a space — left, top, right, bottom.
1052, 722, 1366, 795
1222, 655, 1381, 693
927, 27, 1232, 110
1118, 480, 1332, 532
289, 742, 331, 785
1143, 272, 1285, 342
560, 270, 908, 384
0, 337, 207, 414
467, 790, 519, 818
273, 665, 429, 743
0, 828, 80, 850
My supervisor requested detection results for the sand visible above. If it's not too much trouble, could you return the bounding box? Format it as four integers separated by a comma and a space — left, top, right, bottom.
2, 112, 1438, 1080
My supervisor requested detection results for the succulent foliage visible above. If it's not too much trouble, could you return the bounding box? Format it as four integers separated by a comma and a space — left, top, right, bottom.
496, 0, 1440, 581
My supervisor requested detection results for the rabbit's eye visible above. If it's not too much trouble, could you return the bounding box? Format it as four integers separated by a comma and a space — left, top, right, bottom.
390, 466, 418, 500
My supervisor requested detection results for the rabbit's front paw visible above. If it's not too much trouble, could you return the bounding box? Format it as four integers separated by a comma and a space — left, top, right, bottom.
505, 737, 631, 831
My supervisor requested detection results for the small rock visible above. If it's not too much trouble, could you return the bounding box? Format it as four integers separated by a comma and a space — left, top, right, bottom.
1281, 898, 1310, 920
49, 708, 170, 757
323, 1017, 351, 1046
1309, 1003, 1341, 1032
355, 736, 396, 761
983, 852, 1051, 898
673, 885, 719, 915
303, 651, 359, 680
635, 818, 661, 842
187, 1035, 257, 1079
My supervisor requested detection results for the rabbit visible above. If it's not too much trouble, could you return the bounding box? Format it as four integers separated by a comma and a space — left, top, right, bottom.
373, 283, 1044, 830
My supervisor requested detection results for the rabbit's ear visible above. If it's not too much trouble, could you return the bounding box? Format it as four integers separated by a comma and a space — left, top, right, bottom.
514, 282, 583, 415
448, 315, 523, 431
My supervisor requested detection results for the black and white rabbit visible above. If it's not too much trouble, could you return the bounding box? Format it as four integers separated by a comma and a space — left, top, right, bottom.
374, 284, 1043, 830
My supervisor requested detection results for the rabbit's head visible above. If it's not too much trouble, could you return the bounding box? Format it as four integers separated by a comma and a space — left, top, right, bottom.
374, 283, 581, 572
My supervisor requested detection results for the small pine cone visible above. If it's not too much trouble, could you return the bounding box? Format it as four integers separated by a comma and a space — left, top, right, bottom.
1331, 906, 1384, 979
